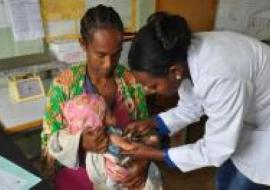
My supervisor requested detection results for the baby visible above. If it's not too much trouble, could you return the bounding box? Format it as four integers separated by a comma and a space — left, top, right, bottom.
61, 93, 107, 135
61, 93, 159, 190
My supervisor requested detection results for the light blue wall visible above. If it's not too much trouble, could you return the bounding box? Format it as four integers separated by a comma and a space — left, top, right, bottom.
0, 28, 44, 60
137, 0, 155, 29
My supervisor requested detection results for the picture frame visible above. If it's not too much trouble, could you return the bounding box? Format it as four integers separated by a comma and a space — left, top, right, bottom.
8, 74, 45, 103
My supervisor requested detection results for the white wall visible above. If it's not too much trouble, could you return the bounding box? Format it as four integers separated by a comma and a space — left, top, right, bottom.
119, 0, 156, 66
215, 0, 270, 40
119, 41, 132, 66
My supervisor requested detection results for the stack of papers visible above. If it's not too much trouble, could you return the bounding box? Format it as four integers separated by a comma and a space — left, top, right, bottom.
49, 40, 86, 64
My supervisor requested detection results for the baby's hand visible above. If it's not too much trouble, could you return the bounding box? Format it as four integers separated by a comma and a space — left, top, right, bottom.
109, 135, 135, 152
81, 126, 109, 153
124, 119, 157, 138
104, 153, 129, 182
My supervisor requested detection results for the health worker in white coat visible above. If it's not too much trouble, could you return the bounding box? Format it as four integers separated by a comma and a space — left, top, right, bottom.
112, 12, 270, 190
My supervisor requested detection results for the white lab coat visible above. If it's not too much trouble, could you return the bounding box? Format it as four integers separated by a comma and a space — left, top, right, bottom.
159, 31, 270, 186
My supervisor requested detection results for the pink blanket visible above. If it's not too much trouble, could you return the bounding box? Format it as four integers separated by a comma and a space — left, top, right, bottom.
61, 93, 106, 134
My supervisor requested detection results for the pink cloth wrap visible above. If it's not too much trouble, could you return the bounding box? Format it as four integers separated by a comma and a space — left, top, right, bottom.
61, 93, 129, 182
56, 93, 133, 189
61, 93, 106, 134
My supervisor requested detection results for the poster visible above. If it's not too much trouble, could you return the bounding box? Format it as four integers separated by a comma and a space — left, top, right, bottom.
215, 0, 270, 39
41, 0, 86, 41
4, 0, 44, 41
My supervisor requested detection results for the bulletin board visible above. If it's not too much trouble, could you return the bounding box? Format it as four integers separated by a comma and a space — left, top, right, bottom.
156, 0, 217, 32
41, 0, 137, 42
41, 0, 86, 42
0, 0, 44, 59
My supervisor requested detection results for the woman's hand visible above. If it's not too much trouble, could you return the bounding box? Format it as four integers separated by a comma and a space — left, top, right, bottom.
121, 159, 149, 189
81, 126, 109, 153
104, 154, 129, 182
104, 154, 149, 190
124, 119, 157, 137
110, 135, 164, 161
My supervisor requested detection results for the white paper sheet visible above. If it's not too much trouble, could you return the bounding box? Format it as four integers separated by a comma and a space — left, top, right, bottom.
4, 0, 44, 41
0, 0, 9, 28
0, 170, 27, 190
46, 20, 76, 37
215, 0, 270, 39
0, 156, 41, 190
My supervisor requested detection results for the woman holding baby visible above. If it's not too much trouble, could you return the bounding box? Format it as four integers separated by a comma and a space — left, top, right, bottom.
41, 5, 161, 190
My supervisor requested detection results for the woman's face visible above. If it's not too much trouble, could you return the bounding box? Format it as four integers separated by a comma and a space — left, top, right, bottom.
132, 71, 181, 96
81, 28, 122, 77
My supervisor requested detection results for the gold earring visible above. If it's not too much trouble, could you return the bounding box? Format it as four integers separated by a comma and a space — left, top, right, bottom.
143, 86, 149, 91
176, 75, 182, 80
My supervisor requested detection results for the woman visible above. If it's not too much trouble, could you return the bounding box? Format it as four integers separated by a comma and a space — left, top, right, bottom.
113, 12, 270, 189
41, 5, 161, 190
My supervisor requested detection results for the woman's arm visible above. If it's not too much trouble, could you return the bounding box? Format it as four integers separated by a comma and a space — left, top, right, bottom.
114, 76, 253, 172
42, 75, 108, 169
156, 79, 204, 136
110, 135, 164, 161
42, 78, 83, 168
164, 76, 253, 172
124, 80, 204, 138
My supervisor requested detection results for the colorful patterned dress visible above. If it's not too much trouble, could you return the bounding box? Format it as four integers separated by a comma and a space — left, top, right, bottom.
41, 63, 151, 189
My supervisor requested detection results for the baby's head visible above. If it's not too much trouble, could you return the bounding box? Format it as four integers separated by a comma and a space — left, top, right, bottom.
62, 93, 107, 134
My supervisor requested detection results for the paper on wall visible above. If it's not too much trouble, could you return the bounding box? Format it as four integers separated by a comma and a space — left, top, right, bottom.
248, 9, 270, 39
0, 0, 10, 28
4, 0, 44, 41
46, 20, 76, 37
215, 0, 270, 39
41, 0, 85, 41
41, 0, 85, 21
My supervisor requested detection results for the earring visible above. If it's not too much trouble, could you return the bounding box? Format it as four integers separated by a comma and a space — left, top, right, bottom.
143, 86, 149, 91
143, 86, 156, 94
176, 75, 182, 80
